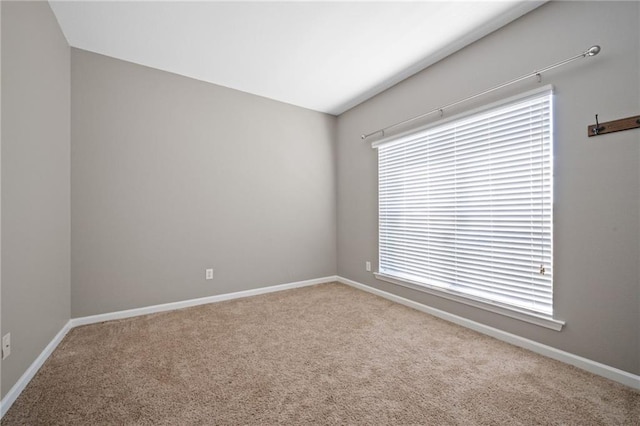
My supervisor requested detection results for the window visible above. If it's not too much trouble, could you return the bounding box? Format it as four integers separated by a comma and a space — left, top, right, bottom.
375, 87, 557, 326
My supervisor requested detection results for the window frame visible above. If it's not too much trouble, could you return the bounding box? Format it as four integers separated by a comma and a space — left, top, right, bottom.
372, 85, 564, 331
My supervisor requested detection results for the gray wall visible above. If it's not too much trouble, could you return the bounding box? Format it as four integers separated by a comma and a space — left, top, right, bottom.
337, 1, 640, 375
1, 1, 71, 398
0, 0, 3, 400
71, 49, 337, 317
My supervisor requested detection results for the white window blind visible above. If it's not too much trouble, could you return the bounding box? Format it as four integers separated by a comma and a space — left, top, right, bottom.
376, 88, 553, 316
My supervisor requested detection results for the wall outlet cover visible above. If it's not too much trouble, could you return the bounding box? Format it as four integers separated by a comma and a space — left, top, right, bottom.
2, 333, 11, 360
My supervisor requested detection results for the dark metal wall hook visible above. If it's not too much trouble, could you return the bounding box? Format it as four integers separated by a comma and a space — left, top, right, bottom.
593, 114, 605, 135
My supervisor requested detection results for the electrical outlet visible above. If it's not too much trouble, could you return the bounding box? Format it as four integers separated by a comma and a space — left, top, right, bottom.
205, 268, 214, 280
2, 333, 10, 360
365, 261, 372, 272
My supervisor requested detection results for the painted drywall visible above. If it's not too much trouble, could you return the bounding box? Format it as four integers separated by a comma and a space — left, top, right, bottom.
0, 0, 3, 400
637, 1, 640, 374
337, 1, 640, 375
71, 49, 337, 317
1, 1, 71, 398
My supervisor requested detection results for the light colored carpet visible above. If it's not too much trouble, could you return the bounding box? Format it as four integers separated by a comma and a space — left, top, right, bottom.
2, 282, 638, 425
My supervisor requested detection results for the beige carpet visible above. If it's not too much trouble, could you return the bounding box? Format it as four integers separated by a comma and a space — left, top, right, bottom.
2, 282, 639, 425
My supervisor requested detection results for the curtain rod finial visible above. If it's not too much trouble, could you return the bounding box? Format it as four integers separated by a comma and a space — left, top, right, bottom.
361, 134, 366, 140
585, 45, 601, 57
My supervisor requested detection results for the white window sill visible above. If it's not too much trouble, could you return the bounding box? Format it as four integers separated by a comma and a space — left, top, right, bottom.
374, 272, 565, 331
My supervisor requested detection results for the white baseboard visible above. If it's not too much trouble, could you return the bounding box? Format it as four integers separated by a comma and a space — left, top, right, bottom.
1, 320, 73, 418
337, 275, 640, 391
1, 275, 337, 419
70, 276, 337, 328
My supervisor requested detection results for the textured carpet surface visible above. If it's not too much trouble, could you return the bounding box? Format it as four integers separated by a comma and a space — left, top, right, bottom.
2, 282, 639, 425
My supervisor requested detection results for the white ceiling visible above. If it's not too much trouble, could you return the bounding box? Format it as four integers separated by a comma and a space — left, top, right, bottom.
49, 1, 544, 115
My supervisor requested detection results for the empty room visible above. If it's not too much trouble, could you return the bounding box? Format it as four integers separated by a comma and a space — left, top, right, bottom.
1, 0, 639, 424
